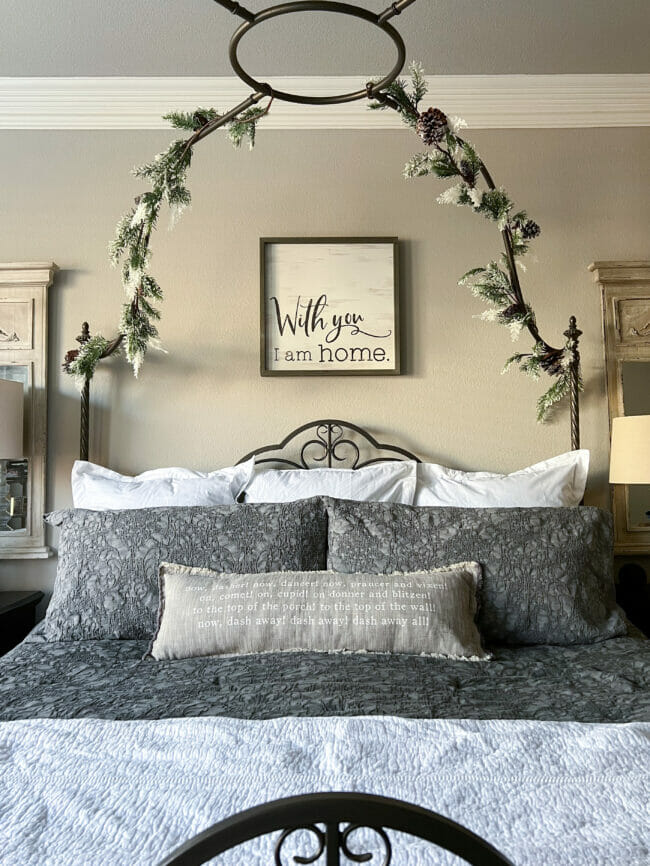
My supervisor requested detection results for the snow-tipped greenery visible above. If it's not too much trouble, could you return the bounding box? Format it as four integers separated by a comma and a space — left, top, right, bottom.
370, 65, 575, 422
66, 102, 270, 382
66, 62, 578, 424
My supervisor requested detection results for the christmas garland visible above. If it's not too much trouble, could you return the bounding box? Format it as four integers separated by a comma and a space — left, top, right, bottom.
64, 64, 581, 422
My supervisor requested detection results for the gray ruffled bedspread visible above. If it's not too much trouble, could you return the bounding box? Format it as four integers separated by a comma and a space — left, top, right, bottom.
2, 626, 649, 722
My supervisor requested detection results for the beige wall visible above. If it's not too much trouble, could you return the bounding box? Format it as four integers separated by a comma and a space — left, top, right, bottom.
0, 126, 649, 597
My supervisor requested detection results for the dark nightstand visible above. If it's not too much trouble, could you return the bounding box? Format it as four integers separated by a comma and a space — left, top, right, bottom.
616, 564, 650, 638
0, 590, 44, 655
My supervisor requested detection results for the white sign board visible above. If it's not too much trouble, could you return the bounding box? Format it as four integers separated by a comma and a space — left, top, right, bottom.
261, 238, 399, 375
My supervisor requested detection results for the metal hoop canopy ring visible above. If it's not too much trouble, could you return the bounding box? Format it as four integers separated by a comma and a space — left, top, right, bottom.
229, 1, 406, 105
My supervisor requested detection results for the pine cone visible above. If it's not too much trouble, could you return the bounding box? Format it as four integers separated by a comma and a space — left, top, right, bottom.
512, 217, 541, 240
416, 108, 449, 146
522, 219, 540, 239
539, 350, 564, 376
500, 303, 527, 321
192, 111, 209, 130
459, 159, 476, 185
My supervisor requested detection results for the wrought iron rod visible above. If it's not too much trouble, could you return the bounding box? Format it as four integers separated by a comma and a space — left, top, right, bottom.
186, 92, 267, 147
378, 0, 419, 24
472, 151, 558, 353
227, 2, 409, 105
212, 0, 255, 22
74, 322, 91, 461
80, 379, 90, 461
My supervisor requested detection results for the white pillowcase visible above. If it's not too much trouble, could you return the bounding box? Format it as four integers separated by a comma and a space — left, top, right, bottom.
71, 458, 255, 510
414, 450, 589, 508
243, 460, 417, 504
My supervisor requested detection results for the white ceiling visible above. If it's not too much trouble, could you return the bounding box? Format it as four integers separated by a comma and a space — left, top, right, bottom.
2, 0, 649, 77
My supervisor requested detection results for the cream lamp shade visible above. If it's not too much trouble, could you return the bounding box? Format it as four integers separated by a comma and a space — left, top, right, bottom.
609, 415, 650, 484
0, 378, 24, 459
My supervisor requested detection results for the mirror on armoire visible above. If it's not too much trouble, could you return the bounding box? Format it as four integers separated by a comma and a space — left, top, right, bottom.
591, 261, 650, 555
0, 263, 56, 559
0, 365, 29, 533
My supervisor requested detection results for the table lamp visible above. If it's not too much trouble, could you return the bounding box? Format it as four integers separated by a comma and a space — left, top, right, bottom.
0, 378, 24, 532
609, 415, 650, 485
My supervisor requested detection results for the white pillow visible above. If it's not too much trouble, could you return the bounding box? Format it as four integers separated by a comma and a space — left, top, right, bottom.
414, 450, 589, 508
71, 458, 255, 510
243, 459, 417, 504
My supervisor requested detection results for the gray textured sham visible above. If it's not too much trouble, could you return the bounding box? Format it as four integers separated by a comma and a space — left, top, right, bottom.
43, 499, 327, 640
325, 499, 627, 646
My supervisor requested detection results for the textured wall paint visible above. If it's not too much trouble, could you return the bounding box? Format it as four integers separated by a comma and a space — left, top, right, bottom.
2, 0, 650, 76
0, 126, 648, 597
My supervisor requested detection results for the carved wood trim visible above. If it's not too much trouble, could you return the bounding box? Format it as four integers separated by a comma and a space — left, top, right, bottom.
589, 261, 650, 555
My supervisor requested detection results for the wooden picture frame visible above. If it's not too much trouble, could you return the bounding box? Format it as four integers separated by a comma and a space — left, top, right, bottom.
260, 237, 400, 376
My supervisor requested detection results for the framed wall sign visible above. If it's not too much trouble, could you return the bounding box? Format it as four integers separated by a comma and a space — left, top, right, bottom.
261, 237, 400, 376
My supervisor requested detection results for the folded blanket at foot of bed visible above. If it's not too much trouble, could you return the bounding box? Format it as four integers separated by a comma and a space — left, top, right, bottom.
1, 715, 648, 866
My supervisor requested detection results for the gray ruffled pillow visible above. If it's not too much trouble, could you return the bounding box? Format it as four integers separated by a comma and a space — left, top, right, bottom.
44, 499, 327, 641
326, 499, 626, 646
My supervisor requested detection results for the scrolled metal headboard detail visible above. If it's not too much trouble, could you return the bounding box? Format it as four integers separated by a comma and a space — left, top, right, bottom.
237, 419, 421, 469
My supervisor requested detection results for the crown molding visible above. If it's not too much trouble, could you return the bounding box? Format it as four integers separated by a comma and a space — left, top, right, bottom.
1, 75, 649, 130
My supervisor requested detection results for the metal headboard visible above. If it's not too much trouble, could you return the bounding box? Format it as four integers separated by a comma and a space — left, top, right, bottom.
237, 419, 420, 469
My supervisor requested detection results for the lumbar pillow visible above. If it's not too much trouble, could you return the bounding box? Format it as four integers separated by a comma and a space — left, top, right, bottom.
43, 499, 328, 641
414, 450, 589, 507
243, 459, 417, 505
326, 499, 626, 646
71, 458, 255, 509
148, 562, 489, 661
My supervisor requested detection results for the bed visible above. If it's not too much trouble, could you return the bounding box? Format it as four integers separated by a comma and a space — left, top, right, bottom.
1, 420, 649, 865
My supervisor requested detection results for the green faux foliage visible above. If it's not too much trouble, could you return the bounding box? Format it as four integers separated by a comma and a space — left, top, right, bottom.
370, 66, 577, 422
503, 351, 528, 374
65, 336, 111, 385
536, 374, 570, 422
508, 210, 533, 257
163, 105, 268, 148
460, 263, 514, 306
432, 155, 461, 178
228, 105, 269, 149
406, 150, 459, 179
71, 62, 577, 425
476, 188, 513, 226
403, 150, 460, 180
521, 355, 543, 380
460, 141, 482, 178
163, 108, 222, 131
368, 62, 425, 127
377, 80, 418, 125
74, 101, 270, 382
409, 62, 428, 107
